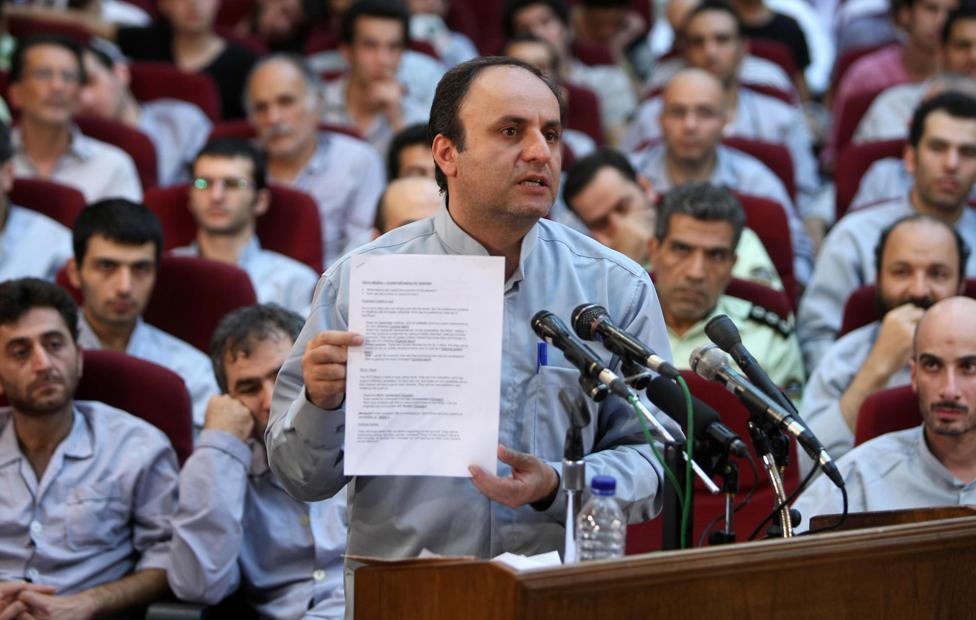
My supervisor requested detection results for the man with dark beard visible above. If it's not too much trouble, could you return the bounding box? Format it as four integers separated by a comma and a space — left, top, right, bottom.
793, 296, 976, 526
798, 215, 968, 475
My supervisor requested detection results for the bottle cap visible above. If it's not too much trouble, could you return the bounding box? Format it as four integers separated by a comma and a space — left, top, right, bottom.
591, 475, 616, 495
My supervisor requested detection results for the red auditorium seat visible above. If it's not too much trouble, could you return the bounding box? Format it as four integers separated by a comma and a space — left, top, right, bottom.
562, 81, 603, 145
723, 136, 796, 202
832, 87, 887, 166
838, 278, 976, 337
746, 38, 799, 82
128, 62, 222, 123
144, 183, 324, 273
11, 178, 86, 226
834, 139, 905, 220
75, 114, 159, 191
729, 191, 798, 306
854, 385, 921, 446
725, 278, 793, 320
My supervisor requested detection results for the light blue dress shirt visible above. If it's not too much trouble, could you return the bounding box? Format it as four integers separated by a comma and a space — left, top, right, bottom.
0, 206, 72, 281
267, 205, 676, 560
0, 402, 178, 593
168, 429, 346, 619
138, 98, 212, 187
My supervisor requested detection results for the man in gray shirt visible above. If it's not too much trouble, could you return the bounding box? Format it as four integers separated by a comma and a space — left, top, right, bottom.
797, 91, 976, 370
794, 296, 976, 529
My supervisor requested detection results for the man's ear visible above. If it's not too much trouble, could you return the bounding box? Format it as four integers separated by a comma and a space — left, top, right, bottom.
254, 188, 271, 217
903, 142, 917, 177
66, 258, 82, 289
431, 134, 458, 180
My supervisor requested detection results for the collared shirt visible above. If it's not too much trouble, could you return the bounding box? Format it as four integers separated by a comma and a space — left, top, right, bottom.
320, 75, 430, 158
77, 315, 218, 430
0, 206, 72, 281
270, 132, 385, 268
798, 321, 912, 476
622, 89, 820, 218
792, 425, 976, 531
646, 55, 796, 98
0, 401, 178, 593
172, 238, 319, 316
169, 430, 346, 619
632, 142, 814, 284
797, 197, 976, 369
852, 82, 925, 145
267, 205, 677, 560
850, 159, 976, 212
664, 294, 805, 400
138, 99, 212, 187
11, 126, 142, 203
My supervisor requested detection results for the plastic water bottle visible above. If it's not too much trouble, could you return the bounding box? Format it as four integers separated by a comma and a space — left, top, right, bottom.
577, 475, 626, 561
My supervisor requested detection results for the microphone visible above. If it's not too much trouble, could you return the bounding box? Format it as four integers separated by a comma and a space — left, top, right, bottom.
531, 310, 631, 399
705, 314, 797, 414
646, 375, 749, 457
571, 304, 681, 380
689, 344, 844, 489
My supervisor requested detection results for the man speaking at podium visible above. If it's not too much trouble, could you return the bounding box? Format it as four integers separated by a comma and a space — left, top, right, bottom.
266, 57, 674, 564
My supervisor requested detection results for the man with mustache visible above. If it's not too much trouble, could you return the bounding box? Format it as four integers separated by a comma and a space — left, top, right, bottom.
245, 54, 386, 268
0, 278, 177, 618
799, 215, 967, 474
649, 181, 805, 401
793, 295, 976, 526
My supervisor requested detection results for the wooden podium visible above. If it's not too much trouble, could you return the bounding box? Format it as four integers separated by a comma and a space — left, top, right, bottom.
355, 512, 976, 618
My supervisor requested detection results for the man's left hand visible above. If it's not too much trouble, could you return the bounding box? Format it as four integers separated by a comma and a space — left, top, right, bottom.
469, 445, 558, 509
15, 590, 96, 620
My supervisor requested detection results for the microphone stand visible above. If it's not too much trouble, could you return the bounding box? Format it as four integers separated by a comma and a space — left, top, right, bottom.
707, 453, 739, 546
559, 390, 589, 563
662, 440, 689, 550
745, 416, 793, 538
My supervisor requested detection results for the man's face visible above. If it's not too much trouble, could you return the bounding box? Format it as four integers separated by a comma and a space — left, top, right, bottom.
247, 60, 320, 162
189, 155, 264, 236
406, 0, 447, 15
906, 109, 976, 214
10, 44, 82, 127
581, 6, 629, 46
569, 165, 655, 249
504, 40, 556, 76
683, 10, 744, 85
159, 0, 218, 35
912, 307, 976, 438
224, 331, 292, 441
659, 73, 726, 167
649, 213, 736, 330
438, 65, 562, 225
943, 18, 976, 76
344, 16, 405, 84
396, 143, 436, 178
74, 235, 157, 329
905, 0, 958, 52
877, 219, 962, 312
512, 4, 568, 56
78, 51, 125, 120
0, 307, 81, 417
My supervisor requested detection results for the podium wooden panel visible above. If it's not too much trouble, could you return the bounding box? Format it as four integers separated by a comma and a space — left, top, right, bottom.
355, 515, 976, 619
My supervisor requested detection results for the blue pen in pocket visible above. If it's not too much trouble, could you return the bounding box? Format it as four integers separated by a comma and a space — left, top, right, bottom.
536, 341, 548, 373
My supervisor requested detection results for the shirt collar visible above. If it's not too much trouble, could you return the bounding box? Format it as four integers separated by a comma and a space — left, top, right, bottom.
301, 133, 333, 176
916, 425, 972, 489
12, 124, 95, 162
666, 295, 726, 342
0, 404, 91, 467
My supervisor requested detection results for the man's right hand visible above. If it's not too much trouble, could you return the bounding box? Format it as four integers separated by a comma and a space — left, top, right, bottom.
869, 303, 926, 376
203, 395, 254, 441
302, 331, 364, 411
0, 582, 56, 620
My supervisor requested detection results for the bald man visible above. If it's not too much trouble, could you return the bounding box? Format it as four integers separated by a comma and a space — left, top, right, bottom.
631, 68, 813, 283
373, 176, 443, 237
793, 296, 976, 530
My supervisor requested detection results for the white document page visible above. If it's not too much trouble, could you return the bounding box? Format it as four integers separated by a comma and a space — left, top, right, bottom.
345, 254, 504, 477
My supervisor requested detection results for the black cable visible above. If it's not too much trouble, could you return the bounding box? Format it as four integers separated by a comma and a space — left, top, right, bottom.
802, 483, 850, 535
748, 460, 819, 541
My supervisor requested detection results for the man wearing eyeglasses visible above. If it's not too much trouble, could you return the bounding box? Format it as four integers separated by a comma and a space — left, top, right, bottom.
7, 34, 142, 203
172, 138, 319, 316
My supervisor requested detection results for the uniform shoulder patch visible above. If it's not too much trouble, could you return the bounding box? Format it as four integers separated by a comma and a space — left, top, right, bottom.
746, 304, 793, 338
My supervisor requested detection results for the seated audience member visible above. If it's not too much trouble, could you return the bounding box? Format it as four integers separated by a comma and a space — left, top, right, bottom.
67, 200, 218, 428
345, 174, 442, 251
631, 68, 814, 284
246, 55, 386, 267
504, 0, 637, 145
562, 148, 783, 290
168, 304, 346, 619
0, 122, 72, 281
793, 296, 976, 527
321, 0, 429, 157
79, 39, 213, 187
250, 0, 321, 53
800, 215, 967, 474
572, 0, 649, 72
386, 122, 435, 179
649, 181, 804, 399
405, 0, 479, 67
798, 92, 976, 370
8, 35, 141, 203
730, 0, 810, 87
623, 2, 821, 234
172, 138, 318, 316
0, 278, 177, 617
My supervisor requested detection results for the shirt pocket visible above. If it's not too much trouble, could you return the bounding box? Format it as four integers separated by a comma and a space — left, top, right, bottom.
64, 482, 130, 552
530, 365, 596, 462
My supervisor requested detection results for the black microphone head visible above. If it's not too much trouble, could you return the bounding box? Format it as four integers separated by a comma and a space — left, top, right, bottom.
705, 314, 743, 352
531, 310, 561, 341
571, 303, 608, 341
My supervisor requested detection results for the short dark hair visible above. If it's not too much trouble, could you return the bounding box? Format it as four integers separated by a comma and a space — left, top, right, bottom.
427, 56, 564, 196
340, 0, 410, 46
73, 199, 164, 265
210, 303, 304, 392
908, 91, 976, 148
10, 34, 86, 84
387, 123, 429, 180
502, 0, 570, 39
195, 137, 268, 190
656, 182, 745, 247
0, 278, 79, 343
873, 214, 969, 280
0, 121, 12, 164
681, 0, 744, 39
562, 147, 638, 211
942, 6, 976, 46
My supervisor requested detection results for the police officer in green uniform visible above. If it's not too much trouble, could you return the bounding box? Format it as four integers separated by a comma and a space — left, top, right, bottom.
649, 182, 805, 403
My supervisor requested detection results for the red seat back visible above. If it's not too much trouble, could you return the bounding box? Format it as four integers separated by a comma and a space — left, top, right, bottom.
11, 178, 86, 226
723, 136, 796, 202
834, 139, 905, 220
730, 191, 798, 306
838, 278, 976, 337
128, 62, 222, 123
854, 385, 921, 446
562, 81, 603, 145
833, 87, 886, 164
746, 38, 799, 80
75, 115, 158, 191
